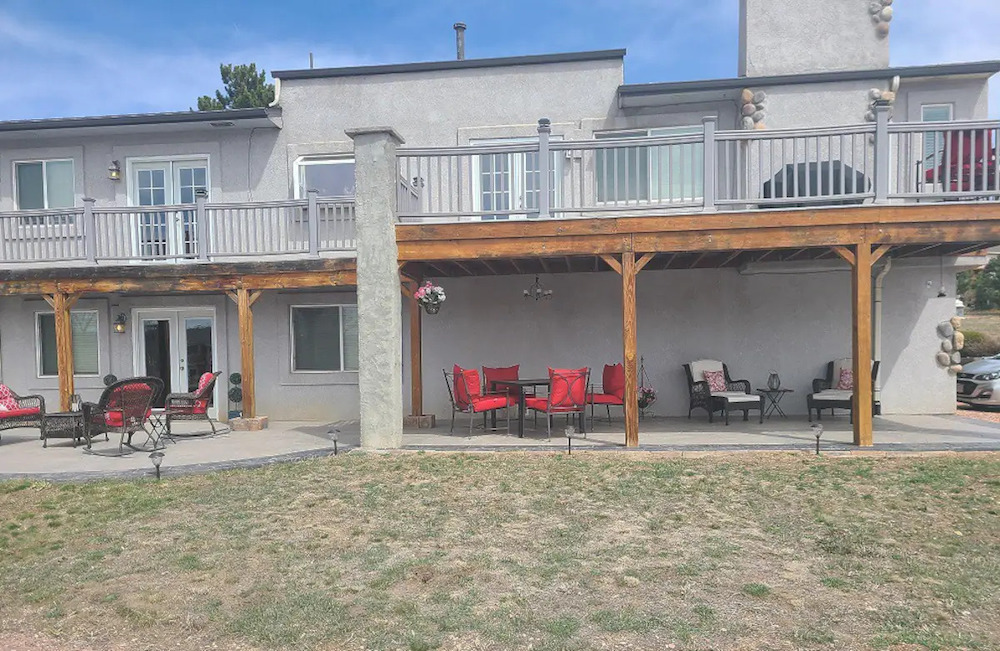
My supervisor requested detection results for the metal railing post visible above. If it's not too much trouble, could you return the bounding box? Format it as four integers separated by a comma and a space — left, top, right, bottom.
873, 101, 892, 204
307, 189, 320, 257
83, 198, 96, 263
195, 189, 209, 261
702, 116, 717, 211
537, 118, 551, 219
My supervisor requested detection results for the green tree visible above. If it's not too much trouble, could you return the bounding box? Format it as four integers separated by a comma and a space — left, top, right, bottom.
197, 63, 274, 111
972, 257, 1000, 310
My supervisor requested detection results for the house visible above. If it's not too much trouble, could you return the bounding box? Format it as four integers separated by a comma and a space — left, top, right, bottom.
0, 0, 997, 449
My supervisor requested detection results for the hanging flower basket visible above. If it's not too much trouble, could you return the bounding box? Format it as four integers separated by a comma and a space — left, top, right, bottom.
414, 281, 446, 315
638, 386, 657, 410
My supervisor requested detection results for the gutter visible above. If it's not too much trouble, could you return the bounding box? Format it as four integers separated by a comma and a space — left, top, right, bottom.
873, 257, 892, 404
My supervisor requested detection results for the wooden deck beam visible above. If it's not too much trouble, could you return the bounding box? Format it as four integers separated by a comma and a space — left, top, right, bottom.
230, 287, 258, 419
852, 244, 874, 447
622, 252, 639, 448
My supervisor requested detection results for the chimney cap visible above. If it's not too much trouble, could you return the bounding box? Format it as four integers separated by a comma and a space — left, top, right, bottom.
453, 22, 466, 30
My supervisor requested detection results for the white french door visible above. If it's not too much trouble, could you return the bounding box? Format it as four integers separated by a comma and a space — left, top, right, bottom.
130, 159, 208, 259
472, 137, 560, 220
133, 308, 217, 416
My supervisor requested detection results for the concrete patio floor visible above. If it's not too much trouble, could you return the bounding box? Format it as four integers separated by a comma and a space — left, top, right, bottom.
2, 413, 1000, 481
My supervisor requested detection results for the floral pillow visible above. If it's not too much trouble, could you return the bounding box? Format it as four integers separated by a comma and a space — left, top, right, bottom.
703, 370, 727, 394
836, 368, 854, 390
0, 385, 17, 411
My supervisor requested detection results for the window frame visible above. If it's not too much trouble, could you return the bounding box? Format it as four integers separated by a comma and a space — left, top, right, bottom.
469, 136, 562, 220
920, 103, 957, 178
13, 158, 77, 227
288, 304, 358, 373
593, 126, 704, 205
293, 156, 356, 199
34, 309, 101, 379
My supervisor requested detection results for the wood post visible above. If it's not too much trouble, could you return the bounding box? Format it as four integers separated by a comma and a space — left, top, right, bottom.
851, 243, 874, 447
230, 287, 261, 418
622, 252, 639, 448
45, 292, 78, 411
402, 280, 423, 417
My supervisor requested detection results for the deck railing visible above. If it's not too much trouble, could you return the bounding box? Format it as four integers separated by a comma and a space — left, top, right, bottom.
396, 107, 1000, 222
0, 193, 355, 265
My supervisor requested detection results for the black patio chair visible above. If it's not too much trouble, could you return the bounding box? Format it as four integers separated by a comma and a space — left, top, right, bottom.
82, 377, 163, 455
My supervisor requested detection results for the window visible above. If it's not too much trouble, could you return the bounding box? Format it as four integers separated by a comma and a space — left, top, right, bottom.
290, 305, 359, 372
921, 104, 954, 172
595, 127, 703, 203
472, 137, 560, 220
296, 157, 355, 198
36, 311, 99, 377
15, 159, 75, 225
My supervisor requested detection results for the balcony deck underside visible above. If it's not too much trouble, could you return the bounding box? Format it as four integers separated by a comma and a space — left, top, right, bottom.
396, 202, 1000, 277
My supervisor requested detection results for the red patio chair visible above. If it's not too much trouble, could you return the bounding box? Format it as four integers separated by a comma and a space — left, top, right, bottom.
0, 384, 45, 443
587, 363, 625, 429
443, 366, 514, 436
82, 377, 163, 455
525, 367, 590, 440
924, 128, 998, 193
165, 371, 222, 437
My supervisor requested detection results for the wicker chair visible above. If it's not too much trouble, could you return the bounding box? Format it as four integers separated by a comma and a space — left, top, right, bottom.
82, 377, 163, 455
807, 360, 880, 423
165, 371, 222, 437
683, 360, 762, 425
0, 385, 45, 443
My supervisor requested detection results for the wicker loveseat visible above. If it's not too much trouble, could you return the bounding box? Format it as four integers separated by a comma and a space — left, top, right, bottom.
0, 385, 45, 443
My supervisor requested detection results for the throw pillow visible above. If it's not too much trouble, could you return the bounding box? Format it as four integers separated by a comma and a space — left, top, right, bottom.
836, 368, 854, 390
703, 370, 727, 393
0, 385, 17, 410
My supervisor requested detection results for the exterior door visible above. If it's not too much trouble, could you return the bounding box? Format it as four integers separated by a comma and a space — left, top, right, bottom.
131, 160, 208, 259
134, 308, 217, 415
473, 137, 559, 220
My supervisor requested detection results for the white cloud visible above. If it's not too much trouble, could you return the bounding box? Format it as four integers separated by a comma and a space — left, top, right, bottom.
890, 0, 1000, 117
0, 10, 371, 120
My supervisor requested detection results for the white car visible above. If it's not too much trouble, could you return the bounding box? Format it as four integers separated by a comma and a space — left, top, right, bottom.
957, 355, 1000, 406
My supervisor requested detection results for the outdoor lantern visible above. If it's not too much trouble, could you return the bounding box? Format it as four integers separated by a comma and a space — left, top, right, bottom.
524, 275, 553, 301
329, 428, 339, 455
108, 160, 121, 181
113, 313, 128, 334
565, 425, 575, 454
811, 423, 824, 456
149, 451, 165, 479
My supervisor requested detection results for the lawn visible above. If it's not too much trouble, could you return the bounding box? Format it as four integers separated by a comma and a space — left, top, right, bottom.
1, 452, 1000, 650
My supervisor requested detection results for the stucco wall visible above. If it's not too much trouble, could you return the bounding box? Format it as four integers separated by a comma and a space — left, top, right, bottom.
740, 0, 889, 77
415, 262, 956, 422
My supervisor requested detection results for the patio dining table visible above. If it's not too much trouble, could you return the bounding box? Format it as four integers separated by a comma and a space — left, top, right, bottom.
489, 378, 550, 438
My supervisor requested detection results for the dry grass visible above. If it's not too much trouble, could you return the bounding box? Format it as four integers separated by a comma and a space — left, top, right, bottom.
962, 311, 1000, 340
1, 452, 1000, 650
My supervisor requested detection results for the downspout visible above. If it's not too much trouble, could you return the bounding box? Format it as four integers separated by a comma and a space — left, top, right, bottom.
873, 257, 892, 405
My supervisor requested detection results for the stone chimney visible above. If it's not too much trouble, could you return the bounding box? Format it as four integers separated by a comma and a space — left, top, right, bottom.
739, 0, 890, 77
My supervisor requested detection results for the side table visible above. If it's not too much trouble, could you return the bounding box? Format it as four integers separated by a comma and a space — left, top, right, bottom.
41, 411, 86, 448
757, 388, 794, 419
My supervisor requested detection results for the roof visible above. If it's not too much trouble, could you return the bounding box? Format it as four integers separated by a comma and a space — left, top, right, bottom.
272, 49, 626, 80
0, 108, 280, 136
618, 60, 1000, 101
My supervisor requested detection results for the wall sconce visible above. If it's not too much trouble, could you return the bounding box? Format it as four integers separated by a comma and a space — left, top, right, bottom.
113, 313, 128, 334
108, 160, 122, 181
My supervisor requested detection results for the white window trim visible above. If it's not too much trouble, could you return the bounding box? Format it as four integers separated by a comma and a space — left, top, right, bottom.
34, 309, 101, 379
593, 126, 704, 205
469, 136, 563, 218
12, 158, 76, 217
293, 156, 356, 199
125, 155, 212, 206
288, 304, 357, 373
921, 103, 954, 122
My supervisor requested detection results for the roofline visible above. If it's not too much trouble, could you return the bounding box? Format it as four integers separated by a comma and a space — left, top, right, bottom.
618, 60, 1000, 98
273, 49, 627, 80
0, 108, 278, 134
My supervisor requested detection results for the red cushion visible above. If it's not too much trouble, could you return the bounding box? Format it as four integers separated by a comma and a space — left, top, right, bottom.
197, 372, 214, 394
0, 406, 40, 419
468, 395, 511, 412
483, 365, 519, 397
548, 368, 588, 409
703, 370, 726, 393
588, 393, 623, 405
0, 385, 17, 410
602, 364, 625, 400
524, 396, 549, 411
105, 408, 152, 427
452, 365, 481, 407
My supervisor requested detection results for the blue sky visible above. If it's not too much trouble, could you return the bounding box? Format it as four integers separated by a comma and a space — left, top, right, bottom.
1, 0, 998, 120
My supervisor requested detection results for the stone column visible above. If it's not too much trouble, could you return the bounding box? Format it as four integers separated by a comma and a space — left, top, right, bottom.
347, 127, 405, 449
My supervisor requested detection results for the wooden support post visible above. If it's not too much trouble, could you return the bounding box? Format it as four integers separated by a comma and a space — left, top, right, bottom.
852, 243, 874, 447
407, 282, 423, 417
231, 287, 257, 419
47, 293, 78, 411
622, 252, 639, 448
